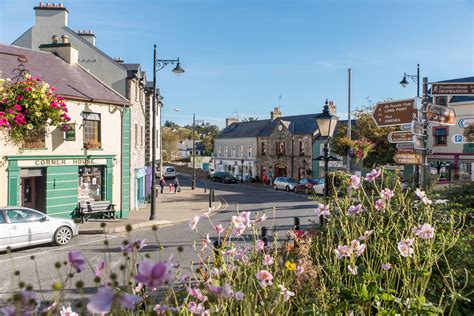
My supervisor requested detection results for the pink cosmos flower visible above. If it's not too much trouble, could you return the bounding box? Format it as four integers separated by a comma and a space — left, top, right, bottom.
347, 204, 363, 216
375, 199, 385, 210
255, 270, 273, 288
94, 259, 106, 277
397, 238, 415, 257
189, 215, 200, 231
350, 240, 366, 257
296, 264, 305, 277
365, 168, 381, 182
121, 239, 147, 253
255, 213, 267, 224
134, 259, 175, 287
347, 265, 358, 275
335, 245, 352, 259
382, 263, 392, 271
415, 188, 432, 205
315, 204, 330, 217
14, 104, 22, 111
413, 223, 435, 240
187, 287, 207, 301
87, 287, 141, 314
60, 305, 78, 316
278, 284, 295, 301
263, 254, 274, 266
358, 230, 374, 241
255, 239, 265, 252
68, 251, 86, 273
154, 304, 178, 315
201, 234, 212, 251
188, 302, 208, 315
215, 224, 225, 234
234, 292, 245, 300
349, 175, 361, 189
380, 188, 394, 200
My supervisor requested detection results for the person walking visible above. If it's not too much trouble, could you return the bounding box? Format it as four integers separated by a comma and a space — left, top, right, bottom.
268, 170, 273, 186
262, 172, 267, 186
173, 177, 180, 194
168, 182, 173, 193
159, 177, 166, 194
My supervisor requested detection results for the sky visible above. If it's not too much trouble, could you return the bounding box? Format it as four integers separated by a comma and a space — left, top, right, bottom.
1, 0, 473, 128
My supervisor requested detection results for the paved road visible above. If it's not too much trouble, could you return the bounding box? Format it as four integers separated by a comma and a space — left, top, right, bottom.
0, 174, 320, 300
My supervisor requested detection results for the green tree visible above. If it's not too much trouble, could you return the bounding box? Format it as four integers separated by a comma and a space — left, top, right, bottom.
164, 120, 179, 129
161, 128, 179, 162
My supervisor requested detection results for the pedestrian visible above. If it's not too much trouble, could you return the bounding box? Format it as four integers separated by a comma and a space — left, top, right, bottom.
262, 172, 267, 186
159, 177, 166, 194
173, 177, 180, 194
268, 170, 273, 185
169, 182, 173, 193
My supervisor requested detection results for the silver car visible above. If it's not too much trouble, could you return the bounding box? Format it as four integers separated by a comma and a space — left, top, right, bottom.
0, 207, 79, 251
273, 177, 298, 191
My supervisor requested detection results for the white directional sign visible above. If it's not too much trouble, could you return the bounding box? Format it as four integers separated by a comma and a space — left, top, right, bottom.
413, 135, 425, 150
411, 121, 424, 136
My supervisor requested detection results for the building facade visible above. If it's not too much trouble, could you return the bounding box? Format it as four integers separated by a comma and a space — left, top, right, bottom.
0, 44, 130, 218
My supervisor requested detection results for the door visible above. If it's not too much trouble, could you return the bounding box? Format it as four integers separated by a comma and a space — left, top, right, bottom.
0, 211, 10, 249
6, 209, 51, 247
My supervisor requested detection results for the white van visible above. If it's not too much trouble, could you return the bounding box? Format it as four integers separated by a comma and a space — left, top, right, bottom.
162, 166, 177, 179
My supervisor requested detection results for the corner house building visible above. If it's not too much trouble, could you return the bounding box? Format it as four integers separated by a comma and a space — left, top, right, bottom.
0, 44, 130, 218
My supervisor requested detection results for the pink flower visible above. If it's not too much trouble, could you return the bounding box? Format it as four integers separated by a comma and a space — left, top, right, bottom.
255, 239, 265, 252
0, 111, 4, 116
87, 287, 140, 314
347, 265, 358, 275
255, 270, 273, 288
347, 204, 363, 216
215, 224, 225, 235
24, 87, 32, 92
234, 292, 245, 300
380, 188, 394, 200
94, 259, 106, 277
278, 284, 295, 301
68, 251, 86, 273
412, 223, 435, 240
315, 204, 330, 217
14, 104, 22, 111
0, 117, 9, 127
187, 287, 207, 301
14, 113, 26, 125
8, 109, 14, 114
188, 302, 208, 315
263, 254, 274, 266
350, 240, 366, 257
296, 264, 305, 277
232, 211, 252, 228
397, 238, 415, 257
63, 113, 71, 121
255, 213, 267, 224
335, 245, 352, 259
60, 305, 78, 316
121, 239, 147, 253
375, 199, 385, 210
201, 233, 212, 251
358, 230, 374, 241
382, 263, 392, 270
350, 175, 361, 189
50, 101, 59, 108
415, 188, 432, 205
134, 259, 175, 287
154, 304, 178, 315
365, 168, 381, 182
16, 95, 24, 101
189, 215, 200, 231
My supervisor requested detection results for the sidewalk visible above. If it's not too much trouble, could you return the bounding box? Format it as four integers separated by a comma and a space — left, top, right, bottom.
79, 186, 221, 234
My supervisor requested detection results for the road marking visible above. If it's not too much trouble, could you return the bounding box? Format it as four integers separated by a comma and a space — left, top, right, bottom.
0, 235, 120, 264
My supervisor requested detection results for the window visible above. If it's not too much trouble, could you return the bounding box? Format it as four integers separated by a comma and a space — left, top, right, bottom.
261, 142, 266, 156
434, 127, 447, 145
64, 123, 76, 141
83, 112, 101, 149
232, 146, 236, 157
276, 141, 285, 155
141, 125, 144, 147
79, 166, 104, 202
135, 123, 138, 148
240, 145, 244, 156
299, 140, 305, 156
225, 146, 228, 157
248, 146, 253, 158
6, 209, 44, 223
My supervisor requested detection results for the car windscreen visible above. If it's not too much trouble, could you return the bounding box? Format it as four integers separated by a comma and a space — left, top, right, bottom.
287, 178, 297, 183
166, 168, 175, 172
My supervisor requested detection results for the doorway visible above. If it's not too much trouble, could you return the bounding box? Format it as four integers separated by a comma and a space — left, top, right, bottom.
274, 162, 288, 177
20, 169, 46, 213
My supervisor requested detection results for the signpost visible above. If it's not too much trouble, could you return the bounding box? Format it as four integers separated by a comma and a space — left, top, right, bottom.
396, 143, 415, 150
411, 121, 424, 136
431, 83, 474, 96
372, 98, 418, 127
427, 105, 456, 125
394, 151, 423, 165
388, 131, 413, 143
413, 135, 425, 150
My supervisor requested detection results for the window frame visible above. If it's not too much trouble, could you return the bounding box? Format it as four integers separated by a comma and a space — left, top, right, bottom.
82, 112, 101, 149
433, 126, 448, 146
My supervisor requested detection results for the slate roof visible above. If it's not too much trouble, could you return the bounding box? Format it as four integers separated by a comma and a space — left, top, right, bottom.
0, 44, 130, 105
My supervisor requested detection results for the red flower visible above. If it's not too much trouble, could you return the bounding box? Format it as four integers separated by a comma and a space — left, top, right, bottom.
16, 95, 24, 101
14, 104, 22, 111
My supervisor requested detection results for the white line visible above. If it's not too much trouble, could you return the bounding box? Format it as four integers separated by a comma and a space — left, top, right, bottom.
0, 235, 119, 264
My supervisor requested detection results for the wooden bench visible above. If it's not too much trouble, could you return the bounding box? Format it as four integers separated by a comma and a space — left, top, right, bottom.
77, 200, 116, 223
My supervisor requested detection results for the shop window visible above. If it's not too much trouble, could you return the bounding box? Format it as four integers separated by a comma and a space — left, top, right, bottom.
261, 142, 266, 156
276, 141, 285, 155
83, 112, 101, 149
459, 162, 472, 181
78, 166, 104, 202
299, 140, 305, 156
434, 127, 447, 145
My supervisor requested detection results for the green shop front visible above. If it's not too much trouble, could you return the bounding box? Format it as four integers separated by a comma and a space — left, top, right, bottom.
6, 155, 118, 218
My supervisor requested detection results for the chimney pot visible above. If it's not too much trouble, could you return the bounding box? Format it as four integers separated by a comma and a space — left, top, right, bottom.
52, 3, 57, 7
39, 2, 44, 7
59, 3, 63, 7
61, 34, 69, 44
52, 35, 59, 43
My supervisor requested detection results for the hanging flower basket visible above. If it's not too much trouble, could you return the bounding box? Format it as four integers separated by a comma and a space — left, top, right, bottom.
352, 137, 374, 162
0, 75, 70, 145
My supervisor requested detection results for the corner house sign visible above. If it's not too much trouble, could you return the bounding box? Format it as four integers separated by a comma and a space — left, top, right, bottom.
17, 158, 108, 167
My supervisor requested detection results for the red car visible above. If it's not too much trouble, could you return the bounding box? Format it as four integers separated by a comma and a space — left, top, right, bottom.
294, 178, 321, 194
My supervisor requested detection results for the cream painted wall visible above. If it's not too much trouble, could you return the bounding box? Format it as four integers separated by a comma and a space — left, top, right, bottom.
0, 99, 123, 207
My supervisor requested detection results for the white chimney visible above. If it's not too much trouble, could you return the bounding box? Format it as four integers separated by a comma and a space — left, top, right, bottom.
76, 29, 96, 46
39, 34, 78, 65
226, 117, 239, 127
34, 2, 69, 27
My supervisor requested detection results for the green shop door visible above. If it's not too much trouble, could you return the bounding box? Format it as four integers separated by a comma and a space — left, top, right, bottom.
46, 165, 78, 218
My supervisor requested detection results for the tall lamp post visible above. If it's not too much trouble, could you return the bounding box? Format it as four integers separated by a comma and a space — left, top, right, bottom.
400, 64, 420, 187
314, 100, 338, 226
150, 44, 184, 221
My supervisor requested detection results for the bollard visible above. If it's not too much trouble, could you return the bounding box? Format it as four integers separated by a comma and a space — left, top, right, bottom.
204, 182, 207, 193
294, 217, 300, 231
209, 190, 212, 208
212, 189, 216, 202
261, 226, 268, 246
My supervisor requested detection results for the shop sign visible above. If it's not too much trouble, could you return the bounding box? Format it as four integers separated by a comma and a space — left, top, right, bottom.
17, 158, 107, 167
427, 105, 456, 125
431, 82, 474, 96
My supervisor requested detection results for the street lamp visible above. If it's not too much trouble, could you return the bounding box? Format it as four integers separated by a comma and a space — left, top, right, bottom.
241, 156, 245, 183
150, 44, 184, 221
314, 100, 338, 226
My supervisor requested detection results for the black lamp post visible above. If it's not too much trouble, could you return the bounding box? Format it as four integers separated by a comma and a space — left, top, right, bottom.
314, 100, 338, 226
150, 44, 184, 221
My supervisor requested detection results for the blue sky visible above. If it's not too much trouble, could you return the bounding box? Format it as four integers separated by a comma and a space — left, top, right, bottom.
1, 0, 473, 127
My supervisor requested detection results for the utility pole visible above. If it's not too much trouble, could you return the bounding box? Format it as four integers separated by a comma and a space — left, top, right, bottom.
346, 68, 351, 172
150, 45, 157, 220
192, 113, 196, 190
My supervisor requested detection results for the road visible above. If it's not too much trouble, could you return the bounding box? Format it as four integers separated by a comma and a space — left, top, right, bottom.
0, 174, 320, 300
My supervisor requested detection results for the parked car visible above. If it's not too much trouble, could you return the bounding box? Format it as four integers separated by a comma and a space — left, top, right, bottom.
273, 177, 298, 191
162, 166, 177, 179
0, 207, 79, 251
212, 172, 237, 183
312, 178, 326, 195
295, 178, 321, 194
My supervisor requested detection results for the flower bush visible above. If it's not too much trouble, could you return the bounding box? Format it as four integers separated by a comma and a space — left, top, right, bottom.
0, 76, 70, 144
0, 169, 469, 315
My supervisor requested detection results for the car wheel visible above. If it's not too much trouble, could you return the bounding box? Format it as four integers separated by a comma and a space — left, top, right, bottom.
54, 226, 73, 246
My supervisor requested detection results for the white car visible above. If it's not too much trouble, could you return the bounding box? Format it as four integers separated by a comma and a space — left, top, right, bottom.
273, 177, 298, 191
208, 167, 216, 179
0, 207, 79, 251
312, 178, 326, 195
162, 166, 177, 179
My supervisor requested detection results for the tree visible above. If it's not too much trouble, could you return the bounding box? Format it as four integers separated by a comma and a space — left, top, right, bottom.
164, 120, 179, 129
161, 128, 179, 162
331, 107, 398, 168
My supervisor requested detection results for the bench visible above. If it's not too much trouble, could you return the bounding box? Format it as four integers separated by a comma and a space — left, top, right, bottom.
77, 200, 116, 223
